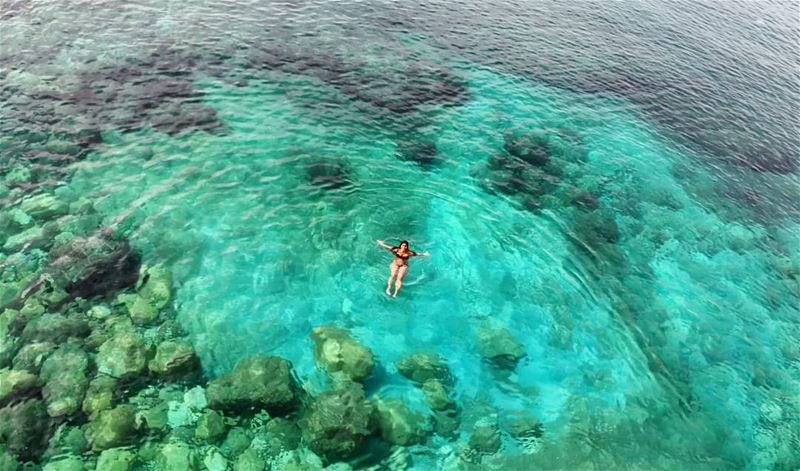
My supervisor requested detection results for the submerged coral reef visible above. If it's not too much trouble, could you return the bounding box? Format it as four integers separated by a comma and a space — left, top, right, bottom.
0, 185, 532, 469
0, 251, 526, 470
0, 4, 798, 469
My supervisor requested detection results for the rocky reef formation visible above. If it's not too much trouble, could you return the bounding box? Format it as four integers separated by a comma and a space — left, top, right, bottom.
305, 159, 354, 191
395, 351, 461, 445
148, 339, 201, 381
475, 322, 526, 371
0, 184, 545, 470
0, 399, 52, 461
472, 127, 588, 210
247, 47, 468, 114
310, 325, 374, 382
119, 265, 172, 325
394, 138, 443, 169
298, 381, 374, 463
6, 229, 142, 311
207, 355, 299, 416
373, 397, 429, 446
40, 345, 89, 417
95, 331, 149, 380
396, 351, 453, 385
0, 272, 540, 471
85, 405, 138, 451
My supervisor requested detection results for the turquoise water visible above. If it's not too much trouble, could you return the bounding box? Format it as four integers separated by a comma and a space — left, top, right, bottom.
1, 1, 799, 470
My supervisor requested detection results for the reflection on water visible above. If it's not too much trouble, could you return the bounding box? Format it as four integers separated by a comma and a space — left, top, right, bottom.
0, 1, 798, 470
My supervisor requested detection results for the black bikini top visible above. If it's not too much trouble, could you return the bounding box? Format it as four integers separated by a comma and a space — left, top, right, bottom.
392, 248, 416, 260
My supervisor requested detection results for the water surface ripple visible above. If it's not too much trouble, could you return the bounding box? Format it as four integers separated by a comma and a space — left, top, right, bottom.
0, 1, 798, 470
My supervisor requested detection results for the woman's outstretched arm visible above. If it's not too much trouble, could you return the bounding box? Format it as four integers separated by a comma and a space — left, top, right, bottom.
376, 240, 395, 251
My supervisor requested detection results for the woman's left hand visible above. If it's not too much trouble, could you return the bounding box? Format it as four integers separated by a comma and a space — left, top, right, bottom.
421, 251, 430, 256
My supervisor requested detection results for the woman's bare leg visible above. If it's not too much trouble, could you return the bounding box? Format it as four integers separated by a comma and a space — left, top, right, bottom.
393, 265, 408, 297
386, 263, 398, 295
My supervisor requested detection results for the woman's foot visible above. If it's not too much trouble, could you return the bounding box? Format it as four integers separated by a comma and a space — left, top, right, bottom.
392, 291, 398, 298
385, 288, 392, 296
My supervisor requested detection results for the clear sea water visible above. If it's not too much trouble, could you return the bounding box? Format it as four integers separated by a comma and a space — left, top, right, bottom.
1, 0, 799, 469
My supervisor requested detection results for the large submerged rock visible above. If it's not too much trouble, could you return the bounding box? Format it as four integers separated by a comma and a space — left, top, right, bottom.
0, 367, 39, 406
18, 193, 69, 221
373, 397, 428, 446
504, 414, 544, 442
396, 352, 453, 385
85, 405, 138, 451
156, 442, 199, 471
475, 322, 527, 370
298, 381, 374, 462
119, 265, 172, 325
82, 375, 117, 419
468, 418, 502, 454
207, 355, 298, 416
258, 417, 301, 458
395, 139, 442, 169
96, 331, 149, 380
195, 410, 227, 443
421, 379, 455, 411
433, 410, 460, 438
220, 427, 252, 458
42, 454, 85, 471
504, 129, 551, 167
233, 448, 264, 471
310, 325, 374, 382
305, 159, 353, 190
96, 447, 136, 471
18, 230, 142, 305
0, 399, 52, 461
40, 346, 89, 417
12, 341, 56, 374
148, 340, 200, 381
20, 314, 90, 344
574, 209, 621, 246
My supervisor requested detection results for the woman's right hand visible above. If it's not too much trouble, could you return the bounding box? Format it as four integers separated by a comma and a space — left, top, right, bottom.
376, 239, 384, 245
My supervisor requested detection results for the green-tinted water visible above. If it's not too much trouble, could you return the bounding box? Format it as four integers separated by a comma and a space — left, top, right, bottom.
1, 1, 798, 470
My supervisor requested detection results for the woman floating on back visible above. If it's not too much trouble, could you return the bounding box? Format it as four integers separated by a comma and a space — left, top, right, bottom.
376, 240, 430, 297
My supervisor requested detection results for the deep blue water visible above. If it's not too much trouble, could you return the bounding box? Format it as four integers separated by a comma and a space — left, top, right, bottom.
0, 1, 798, 469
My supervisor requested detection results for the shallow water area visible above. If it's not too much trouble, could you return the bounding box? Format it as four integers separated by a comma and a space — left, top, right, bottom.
1, 1, 799, 470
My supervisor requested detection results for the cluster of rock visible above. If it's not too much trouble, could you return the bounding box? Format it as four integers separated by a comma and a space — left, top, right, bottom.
246, 46, 467, 115
0, 208, 211, 469
0, 252, 541, 471
0, 185, 542, 470
471, 127, 621, 253
475, 321, 527, 371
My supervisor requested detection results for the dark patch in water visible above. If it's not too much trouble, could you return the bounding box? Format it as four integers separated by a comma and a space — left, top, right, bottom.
248, 47, 468, 113
477, 154, 558, 199
305, 159, 354, 190
15, 229, 143, 306
726, 143, 798, 175
395, 139, 442, 169
474, 127, 590, 208
504, 130, 551, 167
569, 191, 600, 211
148, 102, 222, 135
0, 399, 53, 462
573, 209, 621, 246
2, 45, 224, 138
339, 64, 468, 113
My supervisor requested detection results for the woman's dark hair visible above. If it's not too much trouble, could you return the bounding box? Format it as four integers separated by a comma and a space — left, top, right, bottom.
398, 240, 409, 248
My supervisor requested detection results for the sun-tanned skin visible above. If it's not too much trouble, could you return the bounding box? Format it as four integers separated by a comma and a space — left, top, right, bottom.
376, 240, 430, 297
